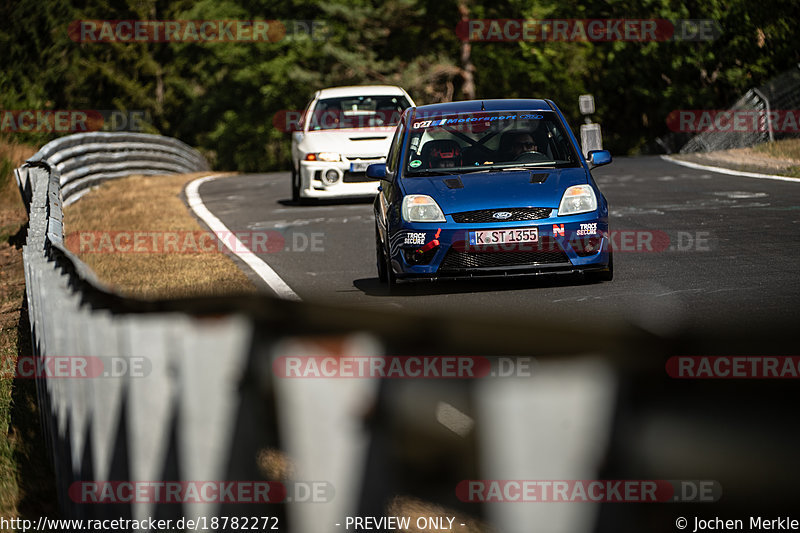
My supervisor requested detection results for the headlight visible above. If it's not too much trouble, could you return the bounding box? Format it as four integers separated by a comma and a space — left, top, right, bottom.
402, 195, 446, 222
317, 152, 341, 162
558, 185, 597, 215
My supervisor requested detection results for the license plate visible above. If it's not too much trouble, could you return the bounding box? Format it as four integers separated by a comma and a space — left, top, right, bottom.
349, 161, 375, 172
469, 228, 539, 245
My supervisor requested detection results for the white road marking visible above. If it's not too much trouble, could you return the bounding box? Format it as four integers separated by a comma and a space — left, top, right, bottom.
185, 174, 301, 301
661, 155, 800, 183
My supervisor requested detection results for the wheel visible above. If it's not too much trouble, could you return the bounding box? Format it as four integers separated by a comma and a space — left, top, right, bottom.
291, 162, 300, 203
585, 250, 614, 282
378, 225, 396, 289
376, 224, 387, 282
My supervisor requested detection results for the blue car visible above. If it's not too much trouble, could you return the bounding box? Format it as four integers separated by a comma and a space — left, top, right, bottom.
367, 99, 613, 286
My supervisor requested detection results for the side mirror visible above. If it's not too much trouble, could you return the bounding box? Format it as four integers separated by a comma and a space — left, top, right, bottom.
366, 163, 388, 180
587, 150, 612, 168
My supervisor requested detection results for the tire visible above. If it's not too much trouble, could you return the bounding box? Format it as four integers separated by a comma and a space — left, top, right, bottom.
291, 162, 300, 203
585, 250, 614, 283
376, 224, 388, 283
380, 226, 397, 289
386, 246, 397, 288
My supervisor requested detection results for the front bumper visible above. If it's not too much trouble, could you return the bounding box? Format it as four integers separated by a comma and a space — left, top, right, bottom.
298, 160, 382, 199
387, 212, 610, 280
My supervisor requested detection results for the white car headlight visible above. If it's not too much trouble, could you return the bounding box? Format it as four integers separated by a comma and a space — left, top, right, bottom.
558, 184, 597, 215
317, 152, 341, 162
402, 195, 446, 223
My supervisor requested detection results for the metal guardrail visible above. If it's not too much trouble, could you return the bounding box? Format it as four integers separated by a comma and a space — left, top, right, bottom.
15, 132, 799, 531
15, 132, 209, 206
681, 65, 800, 153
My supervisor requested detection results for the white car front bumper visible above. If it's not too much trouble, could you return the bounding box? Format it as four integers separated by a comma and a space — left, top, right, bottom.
298, 159, 383, 199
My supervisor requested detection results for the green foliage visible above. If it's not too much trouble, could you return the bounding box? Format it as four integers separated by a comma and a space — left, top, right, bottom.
0, 0, 797, 167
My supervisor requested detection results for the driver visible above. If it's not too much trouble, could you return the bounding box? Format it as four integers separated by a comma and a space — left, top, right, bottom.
500, 132, 538, 161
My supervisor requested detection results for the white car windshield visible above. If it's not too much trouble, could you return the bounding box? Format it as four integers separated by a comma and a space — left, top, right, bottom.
308, 95, 411, 130
404, 110, 581, 174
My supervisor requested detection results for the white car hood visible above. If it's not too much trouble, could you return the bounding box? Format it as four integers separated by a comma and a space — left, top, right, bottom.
297, 127, 395, 159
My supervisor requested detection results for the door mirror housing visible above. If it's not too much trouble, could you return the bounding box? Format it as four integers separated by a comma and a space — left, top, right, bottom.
367, 163, 389, 181
587, 150, 612, 168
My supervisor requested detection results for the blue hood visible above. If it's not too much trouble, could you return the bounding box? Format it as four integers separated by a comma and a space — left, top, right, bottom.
399, 167, 589, 213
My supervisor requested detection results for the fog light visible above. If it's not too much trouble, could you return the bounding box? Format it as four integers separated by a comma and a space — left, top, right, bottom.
322, 169, 340, 185
571, 236, 603, 257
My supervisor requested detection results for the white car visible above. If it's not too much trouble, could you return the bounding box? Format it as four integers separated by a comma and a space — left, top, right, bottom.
290, 85, 414, 201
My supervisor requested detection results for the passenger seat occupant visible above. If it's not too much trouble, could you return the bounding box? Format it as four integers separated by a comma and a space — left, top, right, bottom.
421, 140, 462, 168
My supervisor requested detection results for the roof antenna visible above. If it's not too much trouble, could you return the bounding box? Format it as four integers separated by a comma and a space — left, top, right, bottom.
480, 101, 485, 111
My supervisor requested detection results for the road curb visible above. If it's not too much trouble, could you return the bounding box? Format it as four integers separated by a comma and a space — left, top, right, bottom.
185, 173, 301, 301
661, 155, 800, 183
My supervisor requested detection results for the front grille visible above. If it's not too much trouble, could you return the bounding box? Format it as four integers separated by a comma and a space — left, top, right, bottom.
439, 247, 569, 272
343, 171, 376, 183
450, 207, 552, 223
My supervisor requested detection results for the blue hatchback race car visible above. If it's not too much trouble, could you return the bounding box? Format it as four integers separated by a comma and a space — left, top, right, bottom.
368, 99, 613, 286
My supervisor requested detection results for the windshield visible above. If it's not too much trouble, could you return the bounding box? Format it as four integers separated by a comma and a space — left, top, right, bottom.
308, 95, 411, 130
404, 110, 581, 174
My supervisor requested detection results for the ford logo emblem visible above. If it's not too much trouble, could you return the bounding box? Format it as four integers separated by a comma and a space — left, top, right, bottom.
492, 211, 513, 220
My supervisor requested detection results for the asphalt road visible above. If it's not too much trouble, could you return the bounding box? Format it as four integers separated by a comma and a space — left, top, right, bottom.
196, 156, 800, 331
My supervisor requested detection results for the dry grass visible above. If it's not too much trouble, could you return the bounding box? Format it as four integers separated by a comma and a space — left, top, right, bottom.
674, 138, 800, 177
752, 137, 800, 163
0, 138, 57, 522
63, 172, 258, 299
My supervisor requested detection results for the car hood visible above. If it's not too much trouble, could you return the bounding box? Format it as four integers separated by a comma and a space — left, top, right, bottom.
297, 128, 395, 159
399, 167, 590, 213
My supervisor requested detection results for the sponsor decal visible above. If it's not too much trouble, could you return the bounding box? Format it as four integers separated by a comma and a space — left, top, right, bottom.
576, 222, 597, 236
553, 224, 565, 237
411, 114, 519, 129
409, 159, 422, 168
404, 232, 426, 245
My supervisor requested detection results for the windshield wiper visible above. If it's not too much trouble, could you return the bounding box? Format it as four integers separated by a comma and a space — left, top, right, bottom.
477, 163, 557, 171
405, 168, 464, 176
495, 166, 552, 171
